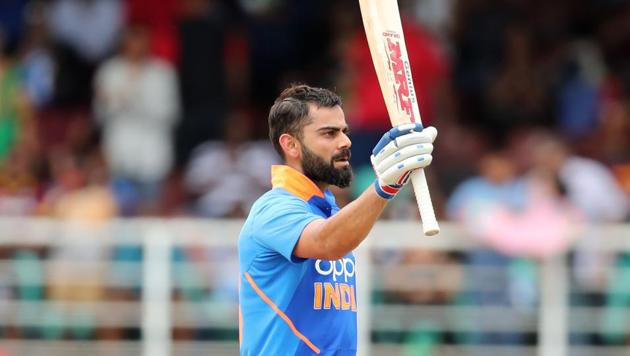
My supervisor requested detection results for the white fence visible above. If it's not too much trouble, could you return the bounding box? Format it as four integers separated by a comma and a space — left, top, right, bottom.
0, 218, 628, 356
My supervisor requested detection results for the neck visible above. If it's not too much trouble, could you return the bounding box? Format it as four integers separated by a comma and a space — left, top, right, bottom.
284, 161, 328, 193
314, 181, 328, 193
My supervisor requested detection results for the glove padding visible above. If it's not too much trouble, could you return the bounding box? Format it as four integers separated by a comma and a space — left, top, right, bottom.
371, 123, 436, 200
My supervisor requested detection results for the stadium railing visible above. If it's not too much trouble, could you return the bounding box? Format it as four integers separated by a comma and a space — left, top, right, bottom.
0, 218, 627, 356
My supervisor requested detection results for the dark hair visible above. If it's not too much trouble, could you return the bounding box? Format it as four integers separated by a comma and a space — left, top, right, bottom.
268, 84, 342, 158
0, 26, 19, 58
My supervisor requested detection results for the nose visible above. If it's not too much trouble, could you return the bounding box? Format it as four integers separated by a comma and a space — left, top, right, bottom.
339, 131, 351, 149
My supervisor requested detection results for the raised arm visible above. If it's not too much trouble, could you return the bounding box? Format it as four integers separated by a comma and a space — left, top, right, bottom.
294, 124, 437, 260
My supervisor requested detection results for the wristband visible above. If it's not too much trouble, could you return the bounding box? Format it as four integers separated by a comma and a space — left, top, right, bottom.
373, 179, 403, 200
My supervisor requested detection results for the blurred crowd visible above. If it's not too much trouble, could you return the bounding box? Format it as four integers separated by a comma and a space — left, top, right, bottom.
0, 0, 629, 227
0, 0, 630, 348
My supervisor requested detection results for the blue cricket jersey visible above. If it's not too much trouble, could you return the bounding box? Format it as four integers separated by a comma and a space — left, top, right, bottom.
238, 165, 358, 355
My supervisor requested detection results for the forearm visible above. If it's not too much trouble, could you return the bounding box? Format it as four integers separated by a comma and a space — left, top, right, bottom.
294, 124, 436, 261
310, 187, 388, 259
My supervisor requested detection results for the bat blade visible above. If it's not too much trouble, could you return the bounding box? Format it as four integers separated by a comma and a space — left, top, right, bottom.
359, 0, 440, 236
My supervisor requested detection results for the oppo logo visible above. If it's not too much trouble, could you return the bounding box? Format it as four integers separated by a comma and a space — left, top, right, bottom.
315, 258, 355, 282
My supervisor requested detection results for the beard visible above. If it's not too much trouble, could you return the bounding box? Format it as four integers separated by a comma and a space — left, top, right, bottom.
301, 144, 353, 188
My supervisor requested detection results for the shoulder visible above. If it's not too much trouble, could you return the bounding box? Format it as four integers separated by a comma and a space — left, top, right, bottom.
239, 189, 315, 255
242, 141, 278, 159
189, 141, 226, 161
244, 189, 315, 235
564, 156, 607, 173
249, 189, 311, 217
562, 156, 615, 182
148, 59, 176, 75
452, 177, 487, 195
96, 58, 123, 77
102, 57, 124, 69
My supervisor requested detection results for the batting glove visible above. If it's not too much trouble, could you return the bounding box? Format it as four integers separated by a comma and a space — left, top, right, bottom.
371, 123, 436, 200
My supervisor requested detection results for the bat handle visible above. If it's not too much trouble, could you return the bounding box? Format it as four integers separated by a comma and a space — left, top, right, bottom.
410, 168, 440, 236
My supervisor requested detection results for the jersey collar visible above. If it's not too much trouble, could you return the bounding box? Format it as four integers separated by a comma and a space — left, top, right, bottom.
271, 165, 325, 201
272, 165, 337, 217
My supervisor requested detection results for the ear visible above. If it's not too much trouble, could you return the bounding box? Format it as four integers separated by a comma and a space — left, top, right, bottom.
279, 133, 301, 159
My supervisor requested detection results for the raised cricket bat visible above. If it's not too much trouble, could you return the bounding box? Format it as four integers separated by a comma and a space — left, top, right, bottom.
359, 0, 440, 236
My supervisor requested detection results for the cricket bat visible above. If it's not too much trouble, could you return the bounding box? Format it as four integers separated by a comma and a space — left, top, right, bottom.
359, 0, 440, 236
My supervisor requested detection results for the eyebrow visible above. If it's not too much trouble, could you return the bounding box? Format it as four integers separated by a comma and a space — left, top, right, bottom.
317, 126, 350, 133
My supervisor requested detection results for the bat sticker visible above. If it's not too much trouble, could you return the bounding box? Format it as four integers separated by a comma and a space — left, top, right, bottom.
383, 33, 415, 122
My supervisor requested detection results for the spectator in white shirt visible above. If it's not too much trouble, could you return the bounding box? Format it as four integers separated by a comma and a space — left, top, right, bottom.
527, 131, 629, 292
184, 112, 278, 217
94, 24, 179, 215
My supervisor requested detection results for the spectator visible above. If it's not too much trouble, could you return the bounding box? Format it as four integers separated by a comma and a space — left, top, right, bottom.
0, 146, 41, 216
452, 0, 515, 128
240, 0, 336, 115
41, 147, 116, 221
183, 111, 278, 218
126, 0, 179, 63
48, 0, 122, 63
0, 29, 34, 165
19, 0, 55, 110
41, 147, 116, 340
449, 146, 581, 258
412, 0, 455, 42
556, 41, 606, 140
176, 0, 232, 166
447, 149, 526, 225
447, 146, 581, 354
524, 131, 629, 296
483, 24, 550, 139
527, 132, 628, 223
579, 75, 630, 198
48, 0, 123, 106
94, 24, 180, 215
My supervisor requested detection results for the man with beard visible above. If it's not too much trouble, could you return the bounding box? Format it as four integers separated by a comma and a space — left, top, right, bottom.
238, 84, 436, 355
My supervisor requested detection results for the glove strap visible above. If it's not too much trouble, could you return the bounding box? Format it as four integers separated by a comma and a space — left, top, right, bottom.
373, 179, 402, 200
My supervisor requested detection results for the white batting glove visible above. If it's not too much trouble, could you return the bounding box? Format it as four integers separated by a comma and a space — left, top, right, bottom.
371, 123, 436, 200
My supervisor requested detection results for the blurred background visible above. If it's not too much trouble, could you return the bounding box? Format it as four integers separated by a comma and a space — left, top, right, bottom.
0, 0, 629, 355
